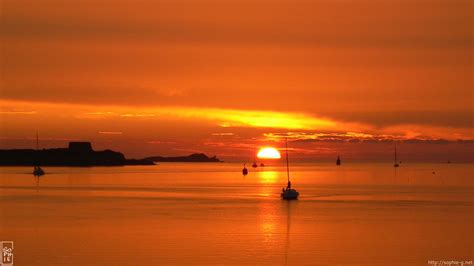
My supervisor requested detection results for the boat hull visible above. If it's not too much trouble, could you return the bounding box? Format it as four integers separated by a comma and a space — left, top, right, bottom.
33, 166, 45, 176
281, 189, 299, 200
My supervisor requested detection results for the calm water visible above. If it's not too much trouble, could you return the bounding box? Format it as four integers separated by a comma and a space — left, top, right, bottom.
0, 163, 473, 265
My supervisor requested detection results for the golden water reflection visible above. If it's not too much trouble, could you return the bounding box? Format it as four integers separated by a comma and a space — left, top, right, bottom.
256, 171, 280, 184
1, 164, 473, 265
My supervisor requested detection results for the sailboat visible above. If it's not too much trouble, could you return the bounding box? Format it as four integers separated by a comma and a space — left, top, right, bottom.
336, 155, 341, 165
252, 160, 258, 168
281, 138, 299, 200
242, 163, 248, 176
33, 166, 45, 176
33, 133, 45, 176
393, 145, 400, 168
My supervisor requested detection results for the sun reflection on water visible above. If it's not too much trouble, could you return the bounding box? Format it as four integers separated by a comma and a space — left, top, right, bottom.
257, 171, 280, 184
258, 202, 279, 246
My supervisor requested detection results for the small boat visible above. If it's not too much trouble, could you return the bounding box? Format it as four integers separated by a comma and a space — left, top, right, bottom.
260, 163, 265, 167
281, 186, 299, 200
281, 138, 299, 200
336, 155, 341, 165
252, 161, 258, 168
33, 166, 45, 176
393, 145, 400, 167
33, 132, 45, 176
242, 164, 248, 176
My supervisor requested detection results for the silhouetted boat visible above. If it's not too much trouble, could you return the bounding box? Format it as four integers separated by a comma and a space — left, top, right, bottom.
33, 166, 45, 176
336, 155, 341, 165
260, 163, 265, 167
393, 145, 400, 168
242, 164, 248, 176
33, 133, 45, 176
252, 161, 258, 168
281, 138, 299, 200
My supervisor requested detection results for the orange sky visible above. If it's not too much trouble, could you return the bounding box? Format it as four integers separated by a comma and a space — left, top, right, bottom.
1, 0, 473, 161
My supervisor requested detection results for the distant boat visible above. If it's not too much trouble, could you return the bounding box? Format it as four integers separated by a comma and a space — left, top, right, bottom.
252, 161, 258, 168
393, 145, 400, 168
281, 138, 299, 200
336, 156, 341, 165
33, 132, 45, 176
33, 165, 45, 176
242, 164, 248, 176
260, 163, 265, 167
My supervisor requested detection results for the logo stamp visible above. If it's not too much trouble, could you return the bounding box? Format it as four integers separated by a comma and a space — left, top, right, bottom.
1, 241, 13, 266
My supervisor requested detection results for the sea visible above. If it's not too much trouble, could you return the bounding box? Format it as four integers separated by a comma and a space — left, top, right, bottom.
0, 162, 473, 265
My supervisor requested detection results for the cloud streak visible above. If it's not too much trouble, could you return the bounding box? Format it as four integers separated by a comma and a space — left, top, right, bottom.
2, 99, 471, 141
98, 131, 123, 135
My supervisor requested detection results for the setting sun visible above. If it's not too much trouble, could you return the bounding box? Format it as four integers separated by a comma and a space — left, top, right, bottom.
257, 147, 281, 159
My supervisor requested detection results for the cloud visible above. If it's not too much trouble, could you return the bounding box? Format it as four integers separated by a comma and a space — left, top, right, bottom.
2, 0, 471, 49
263, 131, 474, 144
326, 110, 474, 128
147, 140, 177, 144
119, 114, 157, 117
0, 111, 37, 115
98, 131, 123, 135
211, 133, 235, 136
2, 99, 472, 142
80, 106, 347, 131
2, 0, 471, 134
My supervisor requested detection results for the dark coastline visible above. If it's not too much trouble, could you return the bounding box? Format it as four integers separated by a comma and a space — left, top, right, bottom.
0, 148, 153, 166
0, 142, 222, 166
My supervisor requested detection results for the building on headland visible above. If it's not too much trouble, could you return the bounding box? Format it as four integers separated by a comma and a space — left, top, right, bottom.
68, 142, 93, 152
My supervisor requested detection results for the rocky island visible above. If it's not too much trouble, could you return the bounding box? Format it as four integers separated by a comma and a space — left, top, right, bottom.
0, 142, 223, 166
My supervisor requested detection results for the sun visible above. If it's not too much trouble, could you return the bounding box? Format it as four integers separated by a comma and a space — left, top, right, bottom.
257, 147, 281, 159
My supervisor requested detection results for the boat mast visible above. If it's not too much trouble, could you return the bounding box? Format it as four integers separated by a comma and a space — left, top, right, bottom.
35, 132, 39, 170
285, 138, 290, 182
394, 145, 397, 164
